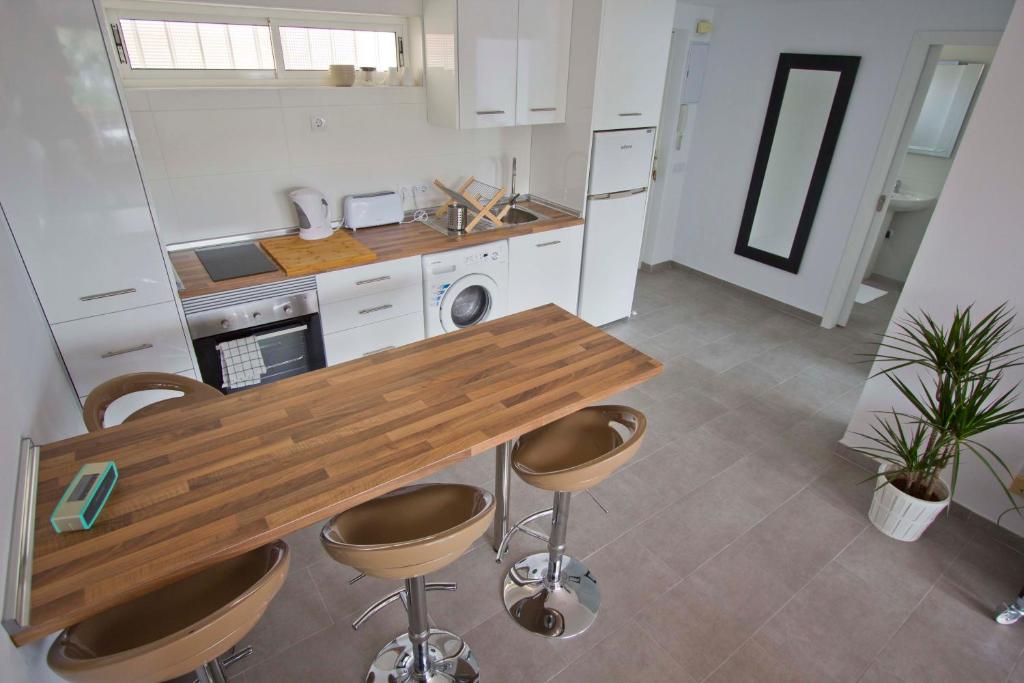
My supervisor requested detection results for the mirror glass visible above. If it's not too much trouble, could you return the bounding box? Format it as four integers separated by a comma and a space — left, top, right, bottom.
735, 54, 860, 273
908, 61, 984, 158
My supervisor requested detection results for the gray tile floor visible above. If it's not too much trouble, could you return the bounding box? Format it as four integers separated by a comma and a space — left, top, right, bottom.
231, 269, 1024, 682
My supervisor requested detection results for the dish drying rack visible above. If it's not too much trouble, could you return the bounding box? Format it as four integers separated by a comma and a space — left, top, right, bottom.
433, 177, 510, 232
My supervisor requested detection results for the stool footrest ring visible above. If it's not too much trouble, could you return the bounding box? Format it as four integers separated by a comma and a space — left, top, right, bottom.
495, 507, 554, 562
351, 581, 459, 630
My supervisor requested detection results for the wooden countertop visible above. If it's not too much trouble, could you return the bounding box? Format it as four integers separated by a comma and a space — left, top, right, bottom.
16, 305, 660, 646
171, 201, 583, 299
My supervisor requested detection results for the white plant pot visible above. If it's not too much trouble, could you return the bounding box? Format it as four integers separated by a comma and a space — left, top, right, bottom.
867, 464, 950, 542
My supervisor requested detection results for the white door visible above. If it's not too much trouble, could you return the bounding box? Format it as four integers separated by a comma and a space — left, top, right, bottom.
592, 0, 676, 131
509, 225, 584, 314
578, 191, 649, 327
458, 0, 519, 129
516, 0, 573, 125
439, 273, 506, 332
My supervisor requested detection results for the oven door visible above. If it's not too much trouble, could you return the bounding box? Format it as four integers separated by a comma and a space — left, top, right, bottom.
192, 312, 326, 393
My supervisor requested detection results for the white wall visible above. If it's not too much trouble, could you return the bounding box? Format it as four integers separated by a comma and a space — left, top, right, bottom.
640, 3, 715, 267
0, 213, 85, 681
129, 86, 531, 244
843, 0, 1024, 534
671, 0, 1013, 315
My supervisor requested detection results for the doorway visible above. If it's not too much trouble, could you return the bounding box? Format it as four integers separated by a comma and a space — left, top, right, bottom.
821, 31, 1001, 329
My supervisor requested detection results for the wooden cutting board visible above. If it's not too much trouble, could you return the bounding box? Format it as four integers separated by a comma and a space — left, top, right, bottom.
260, 231, 378, 277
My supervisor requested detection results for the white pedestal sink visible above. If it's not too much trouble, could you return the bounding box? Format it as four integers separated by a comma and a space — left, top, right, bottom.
888, 190, 936, 212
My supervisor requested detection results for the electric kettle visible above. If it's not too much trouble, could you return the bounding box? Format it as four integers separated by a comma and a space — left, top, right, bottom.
288, 188, 333, 241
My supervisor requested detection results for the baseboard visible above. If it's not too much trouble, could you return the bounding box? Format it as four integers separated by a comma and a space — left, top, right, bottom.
639, 260, 674, 273
834, 444, 1024, 552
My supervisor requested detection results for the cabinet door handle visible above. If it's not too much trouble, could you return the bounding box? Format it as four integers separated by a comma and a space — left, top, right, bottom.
80, 287, 136, 302
618, 112, 643, 117
530, 107, 557, 112
536, 240, 562, 248
476, 110, 505, 115
101, 343, 153, 359
362, 345, 395, 357
355, 275, 391, 286
358, 304, 393, 315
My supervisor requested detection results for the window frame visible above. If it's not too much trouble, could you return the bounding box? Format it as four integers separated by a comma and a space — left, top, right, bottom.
103, 0, 407, 87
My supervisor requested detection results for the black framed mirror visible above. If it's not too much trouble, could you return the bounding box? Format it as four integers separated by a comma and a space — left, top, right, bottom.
734, 53, 860, 273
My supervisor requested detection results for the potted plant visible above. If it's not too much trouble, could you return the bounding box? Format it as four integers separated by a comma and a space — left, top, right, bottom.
857, 304, 1024, 541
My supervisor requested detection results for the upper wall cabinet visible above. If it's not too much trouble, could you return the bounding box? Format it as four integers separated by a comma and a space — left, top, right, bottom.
591, 0, 676, 131
424, 0, 573, 129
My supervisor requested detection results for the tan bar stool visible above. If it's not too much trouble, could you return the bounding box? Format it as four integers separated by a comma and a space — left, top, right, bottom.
83, 371, 223, 432
48, 541, 289, 683
495, 405, 646, 639
321, 483, 494, 682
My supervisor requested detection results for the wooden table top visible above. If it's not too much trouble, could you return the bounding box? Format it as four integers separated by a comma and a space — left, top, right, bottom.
171, 201, 583, 299
17, 306, 660, 646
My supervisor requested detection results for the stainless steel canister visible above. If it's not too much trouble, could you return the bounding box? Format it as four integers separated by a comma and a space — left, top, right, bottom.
447, 203, 468, 233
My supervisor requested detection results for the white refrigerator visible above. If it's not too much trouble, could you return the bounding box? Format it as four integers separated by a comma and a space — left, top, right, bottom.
578, 128, 658, 327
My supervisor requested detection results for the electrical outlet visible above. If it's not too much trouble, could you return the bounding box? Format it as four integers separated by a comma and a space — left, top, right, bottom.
1010, 475, 1024, 497
310, 115, 327, 131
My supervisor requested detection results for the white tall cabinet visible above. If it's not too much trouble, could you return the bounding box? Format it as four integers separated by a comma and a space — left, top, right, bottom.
424, 0, 573, 129
592, 0, 677, 131
0, 0, 195, 403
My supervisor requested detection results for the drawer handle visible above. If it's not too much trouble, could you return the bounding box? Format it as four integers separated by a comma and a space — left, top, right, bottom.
355, 275, 391, 286
358, 304, 394, 315
80, 288, 136, 302
618, 112, 643, 117
476, 110, 505, 115
101, 343, 153, 359
530, 107, 557, 112
536, 240, 562, 248
362, 345, 395, 357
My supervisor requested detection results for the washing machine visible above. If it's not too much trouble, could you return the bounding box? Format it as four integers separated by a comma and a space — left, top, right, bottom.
423, 241, 509, 337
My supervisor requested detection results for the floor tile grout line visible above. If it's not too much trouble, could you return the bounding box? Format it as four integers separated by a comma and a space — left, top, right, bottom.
699, 524, 869, 683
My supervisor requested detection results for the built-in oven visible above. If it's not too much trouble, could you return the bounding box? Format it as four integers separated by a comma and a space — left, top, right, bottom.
182, 277, 326, 393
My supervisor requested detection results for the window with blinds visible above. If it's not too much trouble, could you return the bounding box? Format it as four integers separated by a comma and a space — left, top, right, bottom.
104, 2, 407, 85
279, 27, 398, 71
118, 19, 275, 70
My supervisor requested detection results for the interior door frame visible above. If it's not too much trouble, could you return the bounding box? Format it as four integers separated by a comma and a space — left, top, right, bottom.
819, 30, 1002, 329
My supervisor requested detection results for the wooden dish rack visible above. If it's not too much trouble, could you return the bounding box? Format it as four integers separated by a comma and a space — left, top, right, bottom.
433, 177, 510, 232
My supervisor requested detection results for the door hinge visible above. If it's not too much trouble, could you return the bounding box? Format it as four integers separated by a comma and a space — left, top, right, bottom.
875, 193, 887, 212
110, 23, 128, 65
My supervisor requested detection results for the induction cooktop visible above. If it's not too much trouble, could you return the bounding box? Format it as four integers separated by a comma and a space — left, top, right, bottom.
195, 243, 279, 282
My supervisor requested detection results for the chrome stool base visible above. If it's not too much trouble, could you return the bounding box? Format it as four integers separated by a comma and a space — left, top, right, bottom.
501, 552, 600, 639
367, 629, 480, 683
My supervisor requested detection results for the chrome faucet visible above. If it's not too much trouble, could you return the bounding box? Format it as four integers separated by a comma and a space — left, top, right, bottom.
509, 157, 520, 208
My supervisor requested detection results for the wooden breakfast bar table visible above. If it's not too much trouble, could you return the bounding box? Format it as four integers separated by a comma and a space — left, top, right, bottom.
3, 305, 661, 647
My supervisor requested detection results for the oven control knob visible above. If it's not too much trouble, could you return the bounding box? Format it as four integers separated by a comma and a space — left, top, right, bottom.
283, 304, 293, 315
220, 319, 230, 329
252, 311, 262, 320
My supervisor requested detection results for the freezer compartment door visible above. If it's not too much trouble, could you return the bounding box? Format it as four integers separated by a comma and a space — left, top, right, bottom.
578, 190, 649, 327
588, 128, 657, 195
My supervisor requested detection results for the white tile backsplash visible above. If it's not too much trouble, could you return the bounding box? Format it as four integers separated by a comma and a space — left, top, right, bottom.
128, 87, 532, 244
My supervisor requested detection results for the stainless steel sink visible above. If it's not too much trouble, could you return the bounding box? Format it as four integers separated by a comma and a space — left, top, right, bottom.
502, 207, 541, 225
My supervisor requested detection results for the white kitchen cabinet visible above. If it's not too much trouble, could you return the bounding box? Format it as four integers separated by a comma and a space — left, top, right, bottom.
591, 0, 676, 130
424, 0, 572, 128
316, 256, 421, 304
516, 0, 574, 125
508, 225, 584, 314
324, 313, 425, 366
52, 301, 194, 398
320, 286, 423, 335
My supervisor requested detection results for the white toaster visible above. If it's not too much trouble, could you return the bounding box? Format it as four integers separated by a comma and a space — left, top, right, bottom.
343, 191, 404, 230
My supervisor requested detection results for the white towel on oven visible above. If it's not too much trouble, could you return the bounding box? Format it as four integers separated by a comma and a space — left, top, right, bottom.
217, 336, 267, 389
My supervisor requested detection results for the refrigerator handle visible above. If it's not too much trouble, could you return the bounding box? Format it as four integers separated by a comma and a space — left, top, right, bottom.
588, 188, 648, 201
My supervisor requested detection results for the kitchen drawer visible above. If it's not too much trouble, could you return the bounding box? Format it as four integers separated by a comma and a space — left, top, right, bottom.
321, 285, 422, 335
324, 312, 425, 366
79, 370, 201, 429
52, 301, 194, 397
316, 256, 421, 304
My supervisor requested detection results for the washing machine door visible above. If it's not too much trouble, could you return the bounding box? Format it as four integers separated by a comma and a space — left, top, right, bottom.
439, 273, 503, 333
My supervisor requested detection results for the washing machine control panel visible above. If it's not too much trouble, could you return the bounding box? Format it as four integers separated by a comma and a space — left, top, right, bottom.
464, 249, 506, 265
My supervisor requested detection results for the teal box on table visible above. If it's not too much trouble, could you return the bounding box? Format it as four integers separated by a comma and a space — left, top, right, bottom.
50, 461, 118, 533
